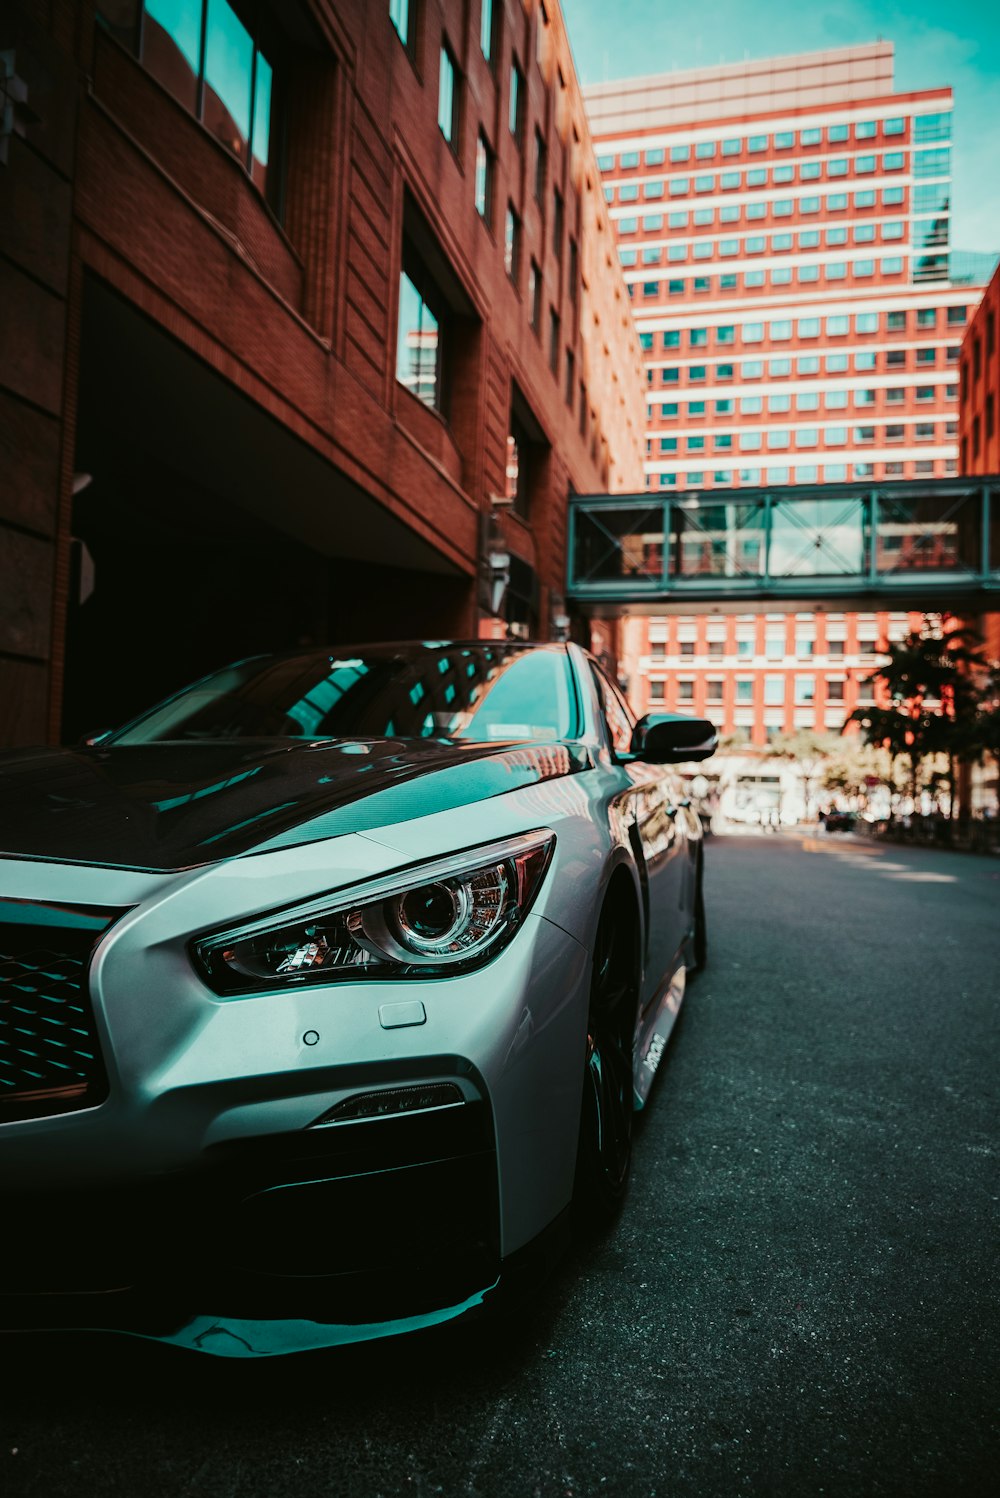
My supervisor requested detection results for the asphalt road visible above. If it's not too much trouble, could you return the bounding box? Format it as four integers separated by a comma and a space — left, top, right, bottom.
4, 831, 998, 1498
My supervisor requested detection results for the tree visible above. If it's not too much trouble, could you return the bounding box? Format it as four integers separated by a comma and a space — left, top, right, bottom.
846, 616, 986, 815
820, 740, 894, 802
716, 728, 751, 753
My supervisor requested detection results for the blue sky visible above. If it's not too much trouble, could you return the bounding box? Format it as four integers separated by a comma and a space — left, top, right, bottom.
561, 0, 1000, 252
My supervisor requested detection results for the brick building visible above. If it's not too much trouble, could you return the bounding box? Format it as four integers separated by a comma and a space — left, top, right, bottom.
960, 261, 1000, 478
0, 0, 644, 747
959, 260, 1000, 662
582, 42, 989, 734
620, 607, 922, 745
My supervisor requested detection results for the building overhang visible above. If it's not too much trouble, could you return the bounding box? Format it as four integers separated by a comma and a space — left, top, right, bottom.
77, 275, 465, 579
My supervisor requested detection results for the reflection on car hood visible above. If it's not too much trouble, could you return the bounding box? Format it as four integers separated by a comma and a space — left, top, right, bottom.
0, 739, 590, 871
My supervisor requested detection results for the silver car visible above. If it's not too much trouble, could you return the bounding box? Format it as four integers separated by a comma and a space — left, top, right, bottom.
0, 641, 715, 1357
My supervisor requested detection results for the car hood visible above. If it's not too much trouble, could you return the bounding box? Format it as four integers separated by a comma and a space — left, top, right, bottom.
0, 739, 589, 872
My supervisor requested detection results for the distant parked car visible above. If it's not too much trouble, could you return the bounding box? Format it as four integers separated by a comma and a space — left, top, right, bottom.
821, 809, 857, 833
0, 640, 716, 1357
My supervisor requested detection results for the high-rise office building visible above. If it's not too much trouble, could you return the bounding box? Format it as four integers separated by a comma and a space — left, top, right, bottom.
584, 43, 987, 739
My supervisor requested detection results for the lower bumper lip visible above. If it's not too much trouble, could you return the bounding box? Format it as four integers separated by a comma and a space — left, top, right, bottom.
0, 1206, 573, 1357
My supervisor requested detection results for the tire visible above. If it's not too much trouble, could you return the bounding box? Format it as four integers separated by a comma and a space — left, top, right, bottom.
690, 858, 708, 973
573, 893, 640, 1228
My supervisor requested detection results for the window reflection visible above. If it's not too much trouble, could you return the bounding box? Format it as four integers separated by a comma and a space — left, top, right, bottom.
252, 49, 273, 192
144, 0, 201, 111
396, 268, 441, 409
204, 0, 253, 162
139, 0, 279, 208
107, 647, 579, 744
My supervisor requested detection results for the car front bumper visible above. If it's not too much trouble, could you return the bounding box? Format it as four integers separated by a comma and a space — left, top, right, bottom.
1, 842, 591, 1351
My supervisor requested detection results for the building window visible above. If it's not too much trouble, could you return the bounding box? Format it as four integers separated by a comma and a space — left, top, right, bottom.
140, 0, 283, 211
475, 133, 494, 224
389, 0, 411, 49
506, 388, 547, 522
549, 308, 560, 375
397, 260, 442, 410
553, 187, 564, 259
528, 260, 542, 330
480, 0, 498, 64
504, 203, 521, 283
438, 42, 459, 145
533, 128, 547, 202
795, 677, 815, 704
509, 57, 524, 143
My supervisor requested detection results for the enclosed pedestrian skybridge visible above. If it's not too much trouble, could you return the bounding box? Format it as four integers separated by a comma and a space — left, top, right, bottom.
567, 477, 1000, 615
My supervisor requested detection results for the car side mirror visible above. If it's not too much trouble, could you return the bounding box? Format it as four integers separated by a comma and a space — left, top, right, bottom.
628, 713, 718, 763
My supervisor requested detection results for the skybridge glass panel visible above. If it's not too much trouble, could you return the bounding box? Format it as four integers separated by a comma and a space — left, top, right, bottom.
768, 496, 865, 577
874, 491, 980, 574
672, 500, 767, 580
572, 505, 666, 585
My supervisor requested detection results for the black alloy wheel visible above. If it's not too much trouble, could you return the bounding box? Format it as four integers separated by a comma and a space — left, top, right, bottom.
573, 896, 640, 1226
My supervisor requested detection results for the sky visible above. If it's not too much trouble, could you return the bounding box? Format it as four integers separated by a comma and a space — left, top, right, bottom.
561, 0, 1000, 253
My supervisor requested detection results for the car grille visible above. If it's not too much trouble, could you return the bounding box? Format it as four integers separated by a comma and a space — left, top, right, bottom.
0, 900, 124, 1122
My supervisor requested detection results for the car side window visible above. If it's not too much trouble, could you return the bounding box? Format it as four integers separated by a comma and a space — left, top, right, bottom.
590, 664, 635, 756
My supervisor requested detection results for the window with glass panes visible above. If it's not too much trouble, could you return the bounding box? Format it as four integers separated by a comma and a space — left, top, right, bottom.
139, 0, 283, 210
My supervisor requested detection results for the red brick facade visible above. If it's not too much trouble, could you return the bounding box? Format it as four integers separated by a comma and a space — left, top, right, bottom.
0, 0, 644, 745
958, 261, 1000, 660
960, 262, 1000, 478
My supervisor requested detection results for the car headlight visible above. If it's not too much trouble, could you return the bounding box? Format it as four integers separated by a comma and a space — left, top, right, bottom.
193, 829, 555, 996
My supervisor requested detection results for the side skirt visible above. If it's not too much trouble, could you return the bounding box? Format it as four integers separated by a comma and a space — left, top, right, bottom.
632, 964, 687, 1110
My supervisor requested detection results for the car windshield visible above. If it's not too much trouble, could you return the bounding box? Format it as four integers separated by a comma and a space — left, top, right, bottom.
105, 644, 580, 745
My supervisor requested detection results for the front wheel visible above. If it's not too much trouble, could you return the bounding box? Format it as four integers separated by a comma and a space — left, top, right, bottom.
573, 896, 639, 1228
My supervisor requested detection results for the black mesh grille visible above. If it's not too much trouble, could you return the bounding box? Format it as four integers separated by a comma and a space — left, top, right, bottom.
0, 901, 123, 1122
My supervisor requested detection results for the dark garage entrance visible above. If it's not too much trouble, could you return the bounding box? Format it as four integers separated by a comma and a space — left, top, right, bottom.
63, 278, 471, 741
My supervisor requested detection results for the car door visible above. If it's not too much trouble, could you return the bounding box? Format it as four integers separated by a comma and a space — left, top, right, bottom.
589, 664, 691, 1009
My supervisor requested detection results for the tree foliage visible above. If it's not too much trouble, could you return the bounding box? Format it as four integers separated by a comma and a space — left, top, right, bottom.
845, 615, 994, 813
